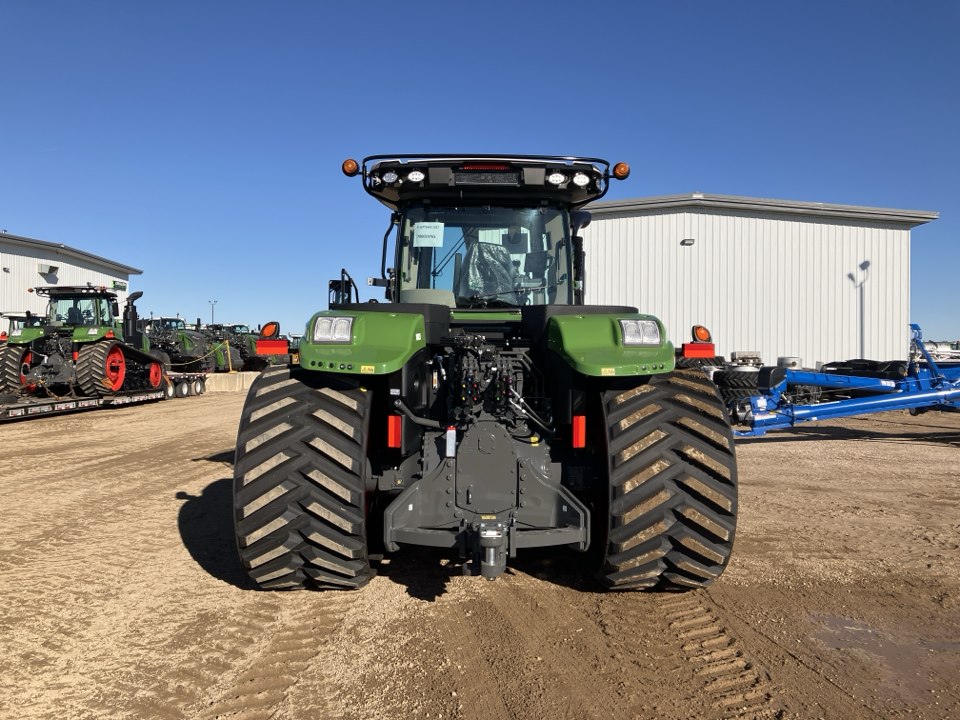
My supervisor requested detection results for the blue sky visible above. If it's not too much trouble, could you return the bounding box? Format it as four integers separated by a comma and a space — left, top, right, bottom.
1, 2, 958, 341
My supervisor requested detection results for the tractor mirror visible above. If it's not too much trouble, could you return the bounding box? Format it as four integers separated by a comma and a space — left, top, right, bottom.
112, 301, 120, 316
572, 210, 592, 232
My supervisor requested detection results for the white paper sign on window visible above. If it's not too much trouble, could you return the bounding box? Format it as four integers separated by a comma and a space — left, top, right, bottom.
413, 222, 444, 247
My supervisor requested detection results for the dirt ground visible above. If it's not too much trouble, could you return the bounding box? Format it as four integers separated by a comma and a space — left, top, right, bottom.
1, 392, 958, 720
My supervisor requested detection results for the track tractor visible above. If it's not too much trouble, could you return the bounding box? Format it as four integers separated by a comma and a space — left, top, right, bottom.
143, 317, 217, 373
234, 155, 738, 591
204, 323, 264, 371
0, 286, 164, 397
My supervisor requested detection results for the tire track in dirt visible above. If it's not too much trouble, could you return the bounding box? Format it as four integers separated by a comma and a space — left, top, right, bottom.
190, 595, 358, 720
498, 573, 661, 719
431, 577, 592, 720
657, 593, 781, 719
0, 395, 249, 720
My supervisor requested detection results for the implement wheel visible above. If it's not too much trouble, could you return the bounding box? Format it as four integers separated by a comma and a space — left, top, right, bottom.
77, 341, 127, 396
233, 365, 374, 590
597, 368, 738, 590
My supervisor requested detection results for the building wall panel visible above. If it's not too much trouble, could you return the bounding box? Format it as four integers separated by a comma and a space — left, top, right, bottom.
583, 209, 911, 366
1, 241, 132, 319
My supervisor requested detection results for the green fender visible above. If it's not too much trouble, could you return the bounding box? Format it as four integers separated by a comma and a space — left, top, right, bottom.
4, 327, 45, 344
298, 310, 427, 375
4, 326, 116, 345
547, 313, 675, 377
71, 326, 116, 343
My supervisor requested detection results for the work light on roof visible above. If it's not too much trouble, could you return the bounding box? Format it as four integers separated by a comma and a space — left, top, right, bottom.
382, 171, 399, 184
547, 172, 567, 186
572, 172, 590, 187
407, 170, 425, 183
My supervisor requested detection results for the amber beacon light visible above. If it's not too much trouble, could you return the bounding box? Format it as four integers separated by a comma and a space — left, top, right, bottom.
341, 158, 360, 177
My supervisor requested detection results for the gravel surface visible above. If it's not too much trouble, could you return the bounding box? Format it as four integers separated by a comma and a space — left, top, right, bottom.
1, 393, 957, 719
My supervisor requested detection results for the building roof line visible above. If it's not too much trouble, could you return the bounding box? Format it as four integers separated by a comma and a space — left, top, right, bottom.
586, 193, 939, 227
0, 231, 143, 275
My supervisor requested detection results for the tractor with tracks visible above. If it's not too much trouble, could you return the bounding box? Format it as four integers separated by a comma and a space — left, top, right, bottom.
204, 323, 267, 371
143, 317, 217, 373
233, 154, 738, 591
0, 286, 164, 397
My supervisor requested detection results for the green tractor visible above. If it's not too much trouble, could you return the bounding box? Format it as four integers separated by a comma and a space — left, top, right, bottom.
0, 286, 164, 396
234, 155, 738, 591
204, 323, 267, 371
0, 311, 44, 346
143, 317, 218, 373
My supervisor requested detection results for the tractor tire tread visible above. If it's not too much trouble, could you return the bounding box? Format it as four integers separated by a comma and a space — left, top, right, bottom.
233, 365, 374, 591
599, 368, 737, 591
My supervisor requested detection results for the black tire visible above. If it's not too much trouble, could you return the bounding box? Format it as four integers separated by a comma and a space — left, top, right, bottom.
712, 368, 760, 406
675, 355, 726, 370
76, 341, 126, 396
163, 380, 175, 400
233, 365, 374, 590
175, 382, 189, 398
597, 368, 738, 591
201, 354, 216, 374
0, 345, 29, 392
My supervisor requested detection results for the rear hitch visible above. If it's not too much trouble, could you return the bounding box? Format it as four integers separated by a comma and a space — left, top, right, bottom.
478, 524, 508, 580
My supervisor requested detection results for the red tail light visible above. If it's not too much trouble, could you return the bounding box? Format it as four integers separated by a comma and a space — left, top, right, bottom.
572, 415, 586, 448
387, 415, 402, 448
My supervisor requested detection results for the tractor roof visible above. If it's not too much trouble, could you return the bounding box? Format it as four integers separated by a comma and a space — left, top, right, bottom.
345, 154, 629, 211
31, 285, 118, 299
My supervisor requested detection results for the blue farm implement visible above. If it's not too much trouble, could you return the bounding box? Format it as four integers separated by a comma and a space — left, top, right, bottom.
729, 325, 960, 436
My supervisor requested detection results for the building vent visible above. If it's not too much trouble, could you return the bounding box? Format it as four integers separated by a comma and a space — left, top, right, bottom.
38, 263, 59, 275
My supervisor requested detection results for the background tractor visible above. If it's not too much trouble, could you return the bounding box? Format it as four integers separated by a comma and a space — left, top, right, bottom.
233, 155, 738, 592
0, 286, 164, 397
143, 317, 217, 373
1, 311, 44, 346
203, 323, 266, 371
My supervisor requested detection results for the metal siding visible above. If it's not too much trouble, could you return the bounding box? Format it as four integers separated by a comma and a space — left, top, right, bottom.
583, 210, 910, 366
0, 240, 132, 318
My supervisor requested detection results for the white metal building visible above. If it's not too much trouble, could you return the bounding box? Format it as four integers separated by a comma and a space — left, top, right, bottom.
582, 194, 938, 367
0, 231, 141, 318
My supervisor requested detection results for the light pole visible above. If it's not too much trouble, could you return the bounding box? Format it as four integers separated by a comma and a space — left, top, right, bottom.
209, 300, 218, 325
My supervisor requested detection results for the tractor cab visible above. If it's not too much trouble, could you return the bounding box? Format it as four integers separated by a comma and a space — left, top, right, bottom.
343, 155, 629, 308
1, 311, 44, 342
33, 286, 120, 329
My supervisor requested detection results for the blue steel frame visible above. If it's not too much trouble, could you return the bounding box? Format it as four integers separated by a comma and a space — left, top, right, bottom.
736, 325, 960, 436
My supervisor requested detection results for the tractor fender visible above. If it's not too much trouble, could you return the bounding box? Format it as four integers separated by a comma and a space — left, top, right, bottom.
546, 313, 676, 377
298, 309, 429, 375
